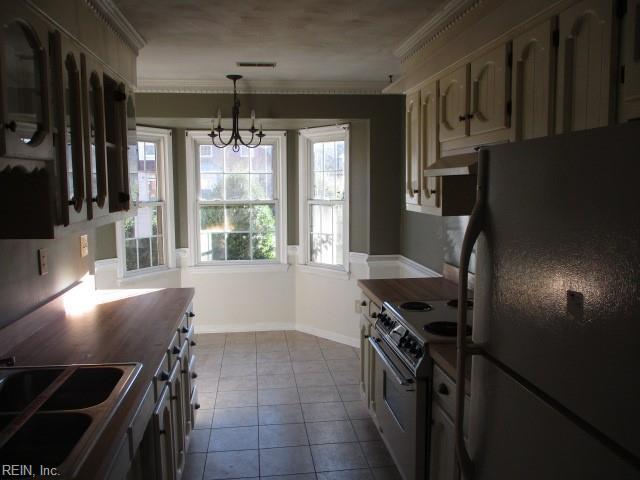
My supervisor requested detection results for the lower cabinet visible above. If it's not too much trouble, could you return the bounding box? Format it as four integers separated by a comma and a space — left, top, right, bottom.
109, 308, 198, 480
429, 403, 459, 480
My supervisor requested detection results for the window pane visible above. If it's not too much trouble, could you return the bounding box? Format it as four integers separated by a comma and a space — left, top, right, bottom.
225, 174, 250, 200
135, 206, 153, 238
125, 239, 137, 271
323, 171, 337, 199
251, 146, 273, 173
309, 203, 343, 266
311, 233, 333, 265
324, 142, 336, 171
227, 233, 250, 260
313, 143, 323, 171
201, 232, 225, 261
226, 205, 250, 232
139, 172, 157, 202
252, 204, 276, 232
152, 206, 163, 235
250, 173, 273, 200
336, 141, 345, 171
200, 206, 225, 232
252, 233, 276, 260
200, 173, 223, 200
138, 238, 151, 269
124, 216, 135, 239
333, 204, 344, 264
312, 171, 323, 200
226, 147, 250, 173
336, 172, 345, 200
200, 145, 223, 172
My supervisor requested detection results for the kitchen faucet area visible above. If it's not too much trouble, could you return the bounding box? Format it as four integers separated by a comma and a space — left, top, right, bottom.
0, 0, 638, 479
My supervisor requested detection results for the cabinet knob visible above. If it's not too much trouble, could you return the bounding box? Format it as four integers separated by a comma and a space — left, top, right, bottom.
159, 370, 169, 381
192, 372, 198, 379
172, 345, 180, 355
3, 121, 17, 132
430, 190, 437, 194
190, 340, 197, 347
413, 189, 420, 194
458, 115, 466, 122
437, 383, 449, 396
194, 403, 201, 410
360, 300, 367, 307
181, 326, 189, 334
159, 429, 166, 435
188, 312, 196, 318
467, 113, 474, 120
371, 312, 378, 319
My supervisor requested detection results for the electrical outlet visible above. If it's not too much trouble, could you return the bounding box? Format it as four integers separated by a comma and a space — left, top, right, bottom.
38, 248, 48, 276
80, 234, 89, 258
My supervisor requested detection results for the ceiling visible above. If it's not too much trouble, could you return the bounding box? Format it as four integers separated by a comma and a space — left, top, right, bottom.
114, 0, 444, 91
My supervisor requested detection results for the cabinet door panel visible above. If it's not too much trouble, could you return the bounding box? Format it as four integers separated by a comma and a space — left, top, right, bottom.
405, 90, 420, 205
619, 0, 640, 121
512, 19, 556, 140
439, 65, 469, 142
470, 43, 511, 136
153, 386, 176, 480
556, 0, 614, 133
420, 80, 441, 210
429, 403, 458, 480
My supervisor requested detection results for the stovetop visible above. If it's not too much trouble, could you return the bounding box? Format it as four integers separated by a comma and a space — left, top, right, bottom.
374, 299, 473, 377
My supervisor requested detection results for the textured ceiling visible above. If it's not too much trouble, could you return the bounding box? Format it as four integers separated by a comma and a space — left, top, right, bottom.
114, 0, 443, 86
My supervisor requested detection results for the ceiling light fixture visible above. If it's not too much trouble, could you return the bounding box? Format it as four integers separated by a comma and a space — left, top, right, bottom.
209, 74, 264, 152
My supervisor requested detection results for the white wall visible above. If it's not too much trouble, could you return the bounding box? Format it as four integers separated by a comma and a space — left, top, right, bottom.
94, 250, 438, 347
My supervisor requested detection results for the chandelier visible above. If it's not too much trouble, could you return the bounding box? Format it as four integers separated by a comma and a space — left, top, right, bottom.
209, 74, 265, 152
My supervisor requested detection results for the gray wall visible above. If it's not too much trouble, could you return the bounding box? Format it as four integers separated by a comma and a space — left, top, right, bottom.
0, 232, 94, 329
97, 93, 402, 259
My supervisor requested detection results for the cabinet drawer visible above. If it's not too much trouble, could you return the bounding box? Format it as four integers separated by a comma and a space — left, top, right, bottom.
105, 435, 130, 480
185, 304, 195, 326
167, 331, 180, 369
153, 352, 170, 401
432, 365, 470, 437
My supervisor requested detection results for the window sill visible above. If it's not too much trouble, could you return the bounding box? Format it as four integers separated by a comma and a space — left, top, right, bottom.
187, 263, 290, 274
119, 267, 179, 284
296, 264, 350, 280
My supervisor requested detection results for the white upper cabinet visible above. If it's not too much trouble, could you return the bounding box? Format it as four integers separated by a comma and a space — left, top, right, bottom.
469, 43, 512, 136
512, 19, 557, 141
420, 80, 441, 211
405, 90, 421, 205
439, 65, 469, 143
556, 0, 615, 133
618, 0, 640, 122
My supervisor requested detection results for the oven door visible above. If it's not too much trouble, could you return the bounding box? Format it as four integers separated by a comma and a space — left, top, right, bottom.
370, 334, 428, 480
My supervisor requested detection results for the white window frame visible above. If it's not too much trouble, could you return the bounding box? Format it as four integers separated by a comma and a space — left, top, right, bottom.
116, 126, 175, 278
185, 130, 288, 270
298, 124, 350, 273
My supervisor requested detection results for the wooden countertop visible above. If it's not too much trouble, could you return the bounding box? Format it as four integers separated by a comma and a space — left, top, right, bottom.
0, 280, 194, 479
357, 277, 459, 306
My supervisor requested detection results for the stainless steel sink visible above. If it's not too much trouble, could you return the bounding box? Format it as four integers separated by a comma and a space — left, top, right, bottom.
0, 368, 64, 411
0, 363, 142, 477
0, 412, 92, 467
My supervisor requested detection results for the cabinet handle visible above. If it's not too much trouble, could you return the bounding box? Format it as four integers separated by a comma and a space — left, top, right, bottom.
159, 429, 166, 435
470, 79, 479, 118
181, 326, 189, 334
172, 345, 180, 355
190, 340, 197, 347
159, 370, 169, 381
437, 383, 449, 396
194, 403, 201, 410
413, 189, 420, 194
3, 121, 17, 132
360, 300, 367, 307
458, 115, 466, 122
188, 312, 196, 318
371, 312, 378, 319
191, 372, 198, 379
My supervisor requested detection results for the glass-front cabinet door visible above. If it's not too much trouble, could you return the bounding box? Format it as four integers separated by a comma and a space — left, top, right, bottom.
0, 5, 53, 161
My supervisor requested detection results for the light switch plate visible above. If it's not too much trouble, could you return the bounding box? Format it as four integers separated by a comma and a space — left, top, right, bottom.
38, 248, 48, 276
80, 234, 89, 258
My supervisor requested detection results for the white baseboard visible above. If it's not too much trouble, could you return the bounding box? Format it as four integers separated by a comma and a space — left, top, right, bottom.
294, 324, 359, 348
194, 322, 295, 334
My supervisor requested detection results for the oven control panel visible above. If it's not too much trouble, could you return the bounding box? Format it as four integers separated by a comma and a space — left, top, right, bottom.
376, 310, 425, 370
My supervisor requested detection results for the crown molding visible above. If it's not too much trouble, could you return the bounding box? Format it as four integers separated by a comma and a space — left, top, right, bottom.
394, 0, 484, 64
136, 78, 390, 95
85, 0, 146, 51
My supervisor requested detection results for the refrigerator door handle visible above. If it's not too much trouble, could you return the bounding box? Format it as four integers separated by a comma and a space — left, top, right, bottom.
455, 149, 488, 480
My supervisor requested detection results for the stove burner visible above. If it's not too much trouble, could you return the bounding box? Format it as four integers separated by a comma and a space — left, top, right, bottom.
423, 321, 472, 337
446, 298, 474, 309
400, 301, 433, 312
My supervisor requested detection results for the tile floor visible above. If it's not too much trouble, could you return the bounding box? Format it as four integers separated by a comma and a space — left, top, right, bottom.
186, 330, 401, 480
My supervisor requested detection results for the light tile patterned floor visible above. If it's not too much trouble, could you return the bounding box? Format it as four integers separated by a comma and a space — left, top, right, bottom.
185, 330, 401, 480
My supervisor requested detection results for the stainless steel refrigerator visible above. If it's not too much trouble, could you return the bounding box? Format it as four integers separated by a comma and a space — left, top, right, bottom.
455, 123, 640, 479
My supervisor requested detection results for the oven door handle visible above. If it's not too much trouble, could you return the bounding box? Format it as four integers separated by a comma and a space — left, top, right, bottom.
368, 337, 413, 387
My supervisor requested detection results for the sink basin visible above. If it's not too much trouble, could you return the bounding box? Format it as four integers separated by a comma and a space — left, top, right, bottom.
0, 368, 64, 411
43, 367, 124, 410
0, 412, 92, 467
